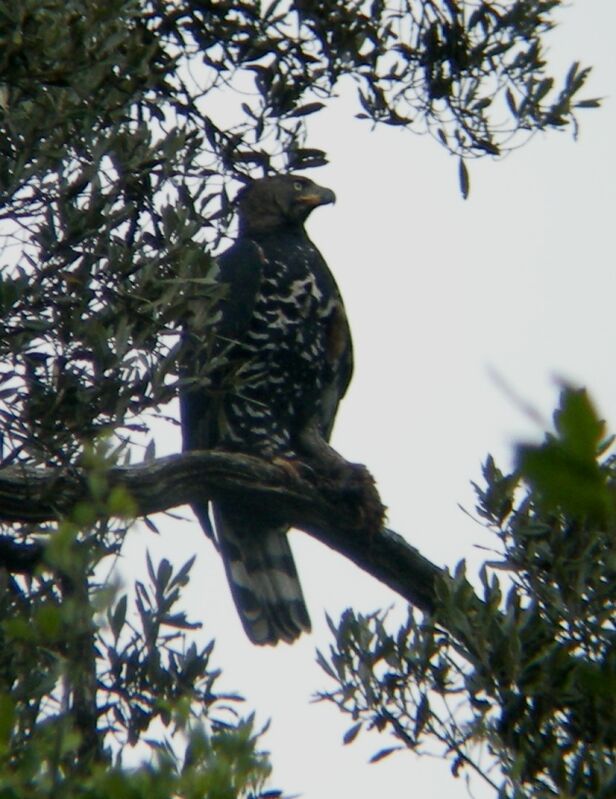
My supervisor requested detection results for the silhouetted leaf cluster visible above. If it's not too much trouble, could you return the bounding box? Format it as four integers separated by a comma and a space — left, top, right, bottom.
0, 2, 605, 795
319, 387, 616, 798
0, 0, 598, 466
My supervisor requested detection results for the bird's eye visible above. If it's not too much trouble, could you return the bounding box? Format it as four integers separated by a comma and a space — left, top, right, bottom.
293, 180, 304, 191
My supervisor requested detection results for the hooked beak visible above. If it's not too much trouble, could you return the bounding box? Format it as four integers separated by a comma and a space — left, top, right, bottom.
297, 185, 336, 208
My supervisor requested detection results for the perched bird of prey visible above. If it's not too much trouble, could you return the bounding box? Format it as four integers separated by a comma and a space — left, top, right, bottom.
180, 174, 353, 645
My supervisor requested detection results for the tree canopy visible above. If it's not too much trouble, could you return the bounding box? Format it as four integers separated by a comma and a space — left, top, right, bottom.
0, 0, 597, 472
0, 1, 609, 797
318, 388, 616, 798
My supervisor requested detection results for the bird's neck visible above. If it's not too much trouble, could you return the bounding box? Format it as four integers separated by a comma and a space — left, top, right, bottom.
242, 223, 310, 246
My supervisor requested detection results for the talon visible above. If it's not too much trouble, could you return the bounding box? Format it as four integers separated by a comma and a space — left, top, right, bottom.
272, 456, 314, 481
323, 461, 386, 533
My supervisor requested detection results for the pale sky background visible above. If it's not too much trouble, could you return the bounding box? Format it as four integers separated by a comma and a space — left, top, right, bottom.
119, 3, 616, 797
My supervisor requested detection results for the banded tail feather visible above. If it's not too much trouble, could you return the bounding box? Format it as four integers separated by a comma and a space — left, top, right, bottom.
212, 505, 311, 645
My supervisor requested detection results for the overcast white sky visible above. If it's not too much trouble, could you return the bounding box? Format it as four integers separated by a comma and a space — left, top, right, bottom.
120, 3, 616, 797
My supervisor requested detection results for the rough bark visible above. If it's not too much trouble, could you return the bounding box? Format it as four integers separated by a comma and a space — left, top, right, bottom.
0, 450, 443, 614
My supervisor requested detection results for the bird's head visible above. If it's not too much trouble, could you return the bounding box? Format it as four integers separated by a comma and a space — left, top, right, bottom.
236, 174, 336, 236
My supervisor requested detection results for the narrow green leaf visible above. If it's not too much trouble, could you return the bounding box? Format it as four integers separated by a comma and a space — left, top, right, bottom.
369, 746, 401, 763
111, 595, 128, 639
157, 558, 173, 592
288, 101, 325, 117
458, 158, 470, 199
505, 89, 517, 116
574, 98, 601, 109
315, 649, 337, 680
343, 722, 362, 745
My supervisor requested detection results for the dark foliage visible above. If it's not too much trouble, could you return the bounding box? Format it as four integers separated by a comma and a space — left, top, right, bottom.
318, 388, 616, 798
0, 1, 603, 793
0, 0, 596, 470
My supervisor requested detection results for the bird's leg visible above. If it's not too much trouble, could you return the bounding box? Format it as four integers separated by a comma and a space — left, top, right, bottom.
297, 418, 386, 533
271, 455, 315, 481
268, 419, 345, 482
296, 417, 349, 476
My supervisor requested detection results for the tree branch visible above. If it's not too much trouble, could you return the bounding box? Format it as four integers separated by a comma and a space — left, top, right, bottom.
0, 451, 443, 614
